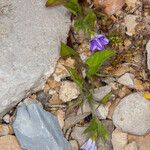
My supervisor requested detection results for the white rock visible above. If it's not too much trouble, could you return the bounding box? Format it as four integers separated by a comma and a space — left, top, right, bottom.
59, 81, 80, 102
0, 0, 70, 117
146, 40, 150, 70
111, 129, 128, 150
117, 73, 135, 88
124, 15, 138, 36
113, 93, 150, 135
69, 140, 79, 150
77, 102, 91, 115
2, 114, 10, 124
125, 142, 138, 150
96, 105, 109, 119
93, 85, 112, 101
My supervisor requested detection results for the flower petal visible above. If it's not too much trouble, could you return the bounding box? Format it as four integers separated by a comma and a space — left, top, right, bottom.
90, 40, 98, 52
100, 37, 109, 45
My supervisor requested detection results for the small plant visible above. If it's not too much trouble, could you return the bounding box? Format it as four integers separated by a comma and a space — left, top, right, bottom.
46, 0, 116, 149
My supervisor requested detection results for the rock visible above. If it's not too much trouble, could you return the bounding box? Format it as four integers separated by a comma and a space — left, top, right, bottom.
118, 86, 131, 98
0, 0, 70, 118
0, 124, 14, 136
71, 126, 88, 146
128, 132, 150, 150
93, 85, 112, 101
124, 15, 138, 36
93, 0, 125, 15
113, 93, 150, 135
111, 129, 128, 150
69, 140, 79, 150
13, 100, 71, 150
124, 142, 138, 150
96, 105, 109, 119
146, 40, 150, 70
2, 114, 10, 124
125, 0, 140, 8
59, 81, 80, 103
117, 73, 135, 88
53, 58, 75, 82
56, 110, 65, 129
0, 135, 22, 150
49, 93, 63, 105
77, 102, 91, 115
64, 113, 90, 131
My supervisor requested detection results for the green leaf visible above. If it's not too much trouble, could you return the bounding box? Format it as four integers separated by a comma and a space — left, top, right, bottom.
83, 117, 108, 141
64, 0, 81, 16
60, 42, 76, 57
83, 9, 96, 33
65, 67, 84, 89
100, 92, 112, 104
45, 0, 65, 7
86, 50, 115, 76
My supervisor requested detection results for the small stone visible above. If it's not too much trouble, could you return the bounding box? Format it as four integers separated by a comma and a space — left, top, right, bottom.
124, 39, 131, 47
77, 102, 91, 115
118, 86, 131, 98
56, 110, 65, 129
96, 105, 109, 119
124, 141, 138, 150
70, 140, 79, 150
0, 124, 14, 136
71, 126, 88, 146
0, 135, 22, 150
134, 79, 145, 91
53, 58, 75, 82
117, 73, 135, 88
111, 129, 128, 150
125, 0, 140, 8
59, 81, 80, 103
113, 93, 150, 135
64, 113, 90, 131
93, 85, 112, 101
93, 0, 125, 15
49, 93, 63, 105
128, 132, 150, 150
125, 15, 138, 36
3, 114, 10, 124
146, 40, 150, 70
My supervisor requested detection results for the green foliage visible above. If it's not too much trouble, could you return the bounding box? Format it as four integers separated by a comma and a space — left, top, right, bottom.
64, 0, 81, 16
60, 42, 76, 57
86, 50, 115, 76
74, 9, 96, 34
45, 0, 65, 7
65, 67, 84, 89
100, 92, 112, 104
108, 33, 122, 45
83, 117, 108, 141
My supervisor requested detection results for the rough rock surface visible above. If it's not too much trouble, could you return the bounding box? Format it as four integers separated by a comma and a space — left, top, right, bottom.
146, 39, 150, 70
113, 93, 150, 135
0, 0, 70, 117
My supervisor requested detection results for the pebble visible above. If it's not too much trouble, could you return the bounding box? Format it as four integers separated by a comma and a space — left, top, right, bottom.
71, 126, 88, 146
59, 81, 80, 103
113, 93, 150, 135
93, 85, 112, 101
77, 102, 91, 115
146, 39, 150, 70
117, 73, 135, 88
0, 135, 22, 150
124, 15, 138, 36
69, 140, 79, 150
128, 132, 150, 150
124, 142, 138, 150
118, 86, 131, 98
96, 105, 109, 119
56, 110, 65, 129
2, 114, 10, 124
111, 129, 128, 150
0, 124, 14, 136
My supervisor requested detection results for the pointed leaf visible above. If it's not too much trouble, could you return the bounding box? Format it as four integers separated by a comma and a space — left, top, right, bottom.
86, 50, 115, 76
60, 42, 76, 57
45, 0, 65, 7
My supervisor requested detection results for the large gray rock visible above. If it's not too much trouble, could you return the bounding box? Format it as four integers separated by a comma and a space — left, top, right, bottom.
113, 93, 150, 135
0, 0, 70, 117
13, 100, 71, 150
146, 39, 150, 70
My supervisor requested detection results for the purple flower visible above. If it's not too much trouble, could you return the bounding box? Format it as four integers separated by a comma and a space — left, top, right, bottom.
90, 34, 109, 52
81, 139, 97, 150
